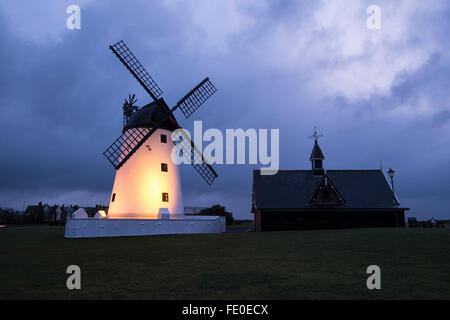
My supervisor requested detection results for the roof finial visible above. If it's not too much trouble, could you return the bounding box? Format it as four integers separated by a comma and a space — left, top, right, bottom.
309, 126, 323, 142
309, 126, 325, 174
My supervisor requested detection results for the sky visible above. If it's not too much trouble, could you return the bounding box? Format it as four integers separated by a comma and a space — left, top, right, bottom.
0, 0, 449, 220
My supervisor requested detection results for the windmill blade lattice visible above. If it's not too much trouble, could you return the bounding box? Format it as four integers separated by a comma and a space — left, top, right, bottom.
174, 78, 217, 119
173, 129, 218, 185
110, 40, 163, 101
190, 152, 218, 185
103, 127, 153, 170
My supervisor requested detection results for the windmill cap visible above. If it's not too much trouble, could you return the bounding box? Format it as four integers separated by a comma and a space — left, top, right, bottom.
123, 98, 180, 133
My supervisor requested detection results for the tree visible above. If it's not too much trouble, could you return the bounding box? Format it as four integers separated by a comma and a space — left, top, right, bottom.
199, 204, 233, 225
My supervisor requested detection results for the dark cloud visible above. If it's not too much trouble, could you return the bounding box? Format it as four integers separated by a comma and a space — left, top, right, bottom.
1, 1, 450, 219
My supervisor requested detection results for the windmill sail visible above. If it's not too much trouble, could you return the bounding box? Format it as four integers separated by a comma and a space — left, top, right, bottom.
173, 129, 218, 185
189, 143, 218, 185
110, 40, 163, 101
174, 78, 217, 119
103, 127, 153, 170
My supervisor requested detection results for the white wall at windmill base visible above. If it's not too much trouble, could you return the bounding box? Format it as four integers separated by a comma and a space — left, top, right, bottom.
107, 128, 184, 219
64, 216, 226, 238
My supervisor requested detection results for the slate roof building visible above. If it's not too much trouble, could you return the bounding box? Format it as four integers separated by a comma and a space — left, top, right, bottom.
252, 137, 408, 231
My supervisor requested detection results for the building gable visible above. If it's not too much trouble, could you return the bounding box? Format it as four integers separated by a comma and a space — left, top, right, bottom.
310, 175, 345, 207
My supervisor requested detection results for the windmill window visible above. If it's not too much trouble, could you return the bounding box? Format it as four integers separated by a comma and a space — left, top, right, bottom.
161, 163, 168, 172
111, 193, 116, 202
161, 134, 167, 143
162, 193, 169, 202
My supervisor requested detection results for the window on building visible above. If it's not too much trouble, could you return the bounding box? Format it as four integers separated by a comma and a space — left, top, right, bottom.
161, 163, 168, 172
162, 193, 169, 202
111, 193, 116, 202
161, 134, 167, 143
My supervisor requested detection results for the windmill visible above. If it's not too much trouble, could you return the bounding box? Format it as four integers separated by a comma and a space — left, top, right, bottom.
104, 40, 218, 219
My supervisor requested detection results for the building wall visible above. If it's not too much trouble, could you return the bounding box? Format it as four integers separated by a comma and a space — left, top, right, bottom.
254, 210, 262, 232
258, 210, 405, 232
108, 128, 184, 219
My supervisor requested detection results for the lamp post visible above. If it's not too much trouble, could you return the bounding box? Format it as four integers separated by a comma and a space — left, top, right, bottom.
387, 168, 398, 206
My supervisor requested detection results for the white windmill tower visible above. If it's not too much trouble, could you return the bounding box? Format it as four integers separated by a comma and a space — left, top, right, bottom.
103, 40, 218, 220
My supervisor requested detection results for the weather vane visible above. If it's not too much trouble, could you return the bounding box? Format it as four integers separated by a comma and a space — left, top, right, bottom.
308, 126, 323, 142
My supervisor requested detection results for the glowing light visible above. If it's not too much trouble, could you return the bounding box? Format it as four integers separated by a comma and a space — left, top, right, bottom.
98, 210, 107, 217
107, 128, 184, 219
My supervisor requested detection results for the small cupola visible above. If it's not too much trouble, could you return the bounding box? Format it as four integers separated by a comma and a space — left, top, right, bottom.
309, 127, 325, 175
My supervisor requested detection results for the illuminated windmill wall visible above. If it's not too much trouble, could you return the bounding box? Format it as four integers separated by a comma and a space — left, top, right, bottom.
104, 41, 218, 219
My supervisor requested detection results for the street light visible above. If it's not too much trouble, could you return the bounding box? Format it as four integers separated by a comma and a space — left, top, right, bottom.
387, 168, 398, 206
388, 168, 394, 178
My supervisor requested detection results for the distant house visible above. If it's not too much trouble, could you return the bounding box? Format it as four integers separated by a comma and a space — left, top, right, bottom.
14, 211, 25, 223
25, 204, 58, 224
65, 206, 74, 220
0, 208, 6, 224
252, 138, 409, 231
24, 204, 105, 224
24, 205, 43, 223
0, 208, 22, 224
55, 206, 62, 222
44, 205, 57, 224
50, 206, 65, 225
49, 205, 77, 225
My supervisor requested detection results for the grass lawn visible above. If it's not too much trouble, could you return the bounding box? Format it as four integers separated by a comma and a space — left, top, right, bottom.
0, 226, 449, 299
226, 222, 254, 231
